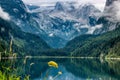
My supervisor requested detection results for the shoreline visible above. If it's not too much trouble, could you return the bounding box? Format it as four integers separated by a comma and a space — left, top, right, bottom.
1, 56, 120, 60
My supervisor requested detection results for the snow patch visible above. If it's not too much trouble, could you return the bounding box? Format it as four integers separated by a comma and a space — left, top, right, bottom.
13, 8, 19, 13
16, 20, 21, 26
1, 27, 5, 32
49, 33, 54, 37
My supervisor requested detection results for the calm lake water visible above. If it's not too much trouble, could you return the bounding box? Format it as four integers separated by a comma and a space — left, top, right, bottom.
0, 58, 120, 80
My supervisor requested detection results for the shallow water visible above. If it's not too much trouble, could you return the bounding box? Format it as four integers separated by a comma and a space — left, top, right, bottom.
0, 58, 120, 80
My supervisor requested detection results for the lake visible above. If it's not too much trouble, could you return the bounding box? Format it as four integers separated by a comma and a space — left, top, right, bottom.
0, 58, 120, 80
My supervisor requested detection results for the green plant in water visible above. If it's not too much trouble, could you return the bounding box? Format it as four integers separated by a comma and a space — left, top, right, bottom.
29, 62, 35, 74
24, 56, 32, 65
24, 75, 30, 80
0, 71, 21, 80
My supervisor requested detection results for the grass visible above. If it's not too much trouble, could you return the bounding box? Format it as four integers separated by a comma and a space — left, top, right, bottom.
0, 56, 62, 80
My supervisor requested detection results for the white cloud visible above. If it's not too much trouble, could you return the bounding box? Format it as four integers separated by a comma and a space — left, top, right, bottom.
103, 0, 120, 22
0, 6, 10, 20
22, 0, 74, 3
77, 0, 106, 9
87, 24, 103, 34
114, 1, 120, 22
79, 24, 102, 34
22, 0, 106, 11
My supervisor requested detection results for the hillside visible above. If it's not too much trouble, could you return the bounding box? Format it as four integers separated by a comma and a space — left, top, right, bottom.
65, 23, 120, 57
0, 18, 50, 56
64, 0, 120, 57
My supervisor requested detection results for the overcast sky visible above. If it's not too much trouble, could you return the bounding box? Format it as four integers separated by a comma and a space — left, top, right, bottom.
22, 0, 106, 11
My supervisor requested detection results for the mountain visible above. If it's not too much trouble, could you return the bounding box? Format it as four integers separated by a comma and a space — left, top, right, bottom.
27, 4, 40, 10
0, 0, 45, 34
0, 0, 101, 48
75, 4, 100, 25
0, 0, 70, 48
0, 0, 27, 20
49, 2, 101, 27
64, 34, 97, 52
0, 0, 120, 57
0, 18, 50, 56
53, 2, 76, 12
65, 24, 120, 57
65, 0, 120, 57
31, 2, 101, 48
0, 0, 56, 48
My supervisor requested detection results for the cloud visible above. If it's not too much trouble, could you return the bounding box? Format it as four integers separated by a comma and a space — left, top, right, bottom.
22, 0, 106, 11
103, 0, 120, 22
87, 24, 103, 34
0, 6, 10, 20
79, 24, 102, 34
23, 0, 75, 3
76, 0, 106, 11
114, 1, 120, 22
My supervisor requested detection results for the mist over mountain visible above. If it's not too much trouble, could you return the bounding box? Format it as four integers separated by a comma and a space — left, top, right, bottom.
94, 0, 120, 34
27, 1, 102, 48
0, 0, 103, 48
64, 0, 120, 57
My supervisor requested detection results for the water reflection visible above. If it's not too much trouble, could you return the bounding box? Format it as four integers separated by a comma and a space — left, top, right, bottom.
0, 58, 120, 80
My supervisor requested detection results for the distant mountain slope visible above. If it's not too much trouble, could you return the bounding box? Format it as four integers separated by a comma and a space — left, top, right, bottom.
27, 4, 40, 10
0, 18, 50, 56
65, 24, 120, 57
32, 2, 101, 48
64, 0, 120, 57
64, 34, 97, 52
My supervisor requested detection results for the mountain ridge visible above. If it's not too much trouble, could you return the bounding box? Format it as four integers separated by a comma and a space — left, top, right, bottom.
0, 17, 50, 56
64, 0, 120, 57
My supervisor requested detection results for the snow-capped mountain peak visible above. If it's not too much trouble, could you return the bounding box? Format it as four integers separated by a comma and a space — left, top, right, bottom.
54, 2, 75, 12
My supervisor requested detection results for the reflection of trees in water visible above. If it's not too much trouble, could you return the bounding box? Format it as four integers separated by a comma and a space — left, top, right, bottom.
106, 59, 120, 78
63, 58, 120, 79
17, 58, 67, 79
0, 58, 67, 79
1, 58, 120, 80
0, 58, 48, 79
21, 58, 48, 79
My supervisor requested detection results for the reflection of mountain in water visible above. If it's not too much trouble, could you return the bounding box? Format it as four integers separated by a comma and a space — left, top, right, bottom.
0, 58, 120, 80
63, 59, 120, 80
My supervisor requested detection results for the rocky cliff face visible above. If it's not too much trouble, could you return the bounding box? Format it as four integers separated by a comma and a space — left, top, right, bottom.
0, 0, 42, 33
0, 0, 27, 19
33, 2, 101, 48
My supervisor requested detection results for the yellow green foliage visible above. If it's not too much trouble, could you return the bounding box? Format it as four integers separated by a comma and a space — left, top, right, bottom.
0, 71, 20, 80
